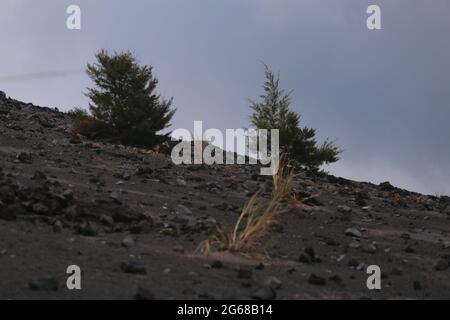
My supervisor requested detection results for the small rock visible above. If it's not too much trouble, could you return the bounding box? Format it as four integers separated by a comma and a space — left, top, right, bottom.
211, 260, 223, 269
78, 222, 98, 237
348, 241, 361, 249
363, 244, 377, 254
337, 205, 352, 213
433, 259, 449, 271
53, 220, 63, 233
413, 280, 422, 291
264, 276, 282, 290
391, 267, 403, 276
69, 135, 82, 144
121, 261, 147, 275
308, 274, 327, 286
237, 268, 253, 279
345, 228, 362, 238
251, 286, 276, 300
329, 274, 343, 284
32, 202, 49, 215
255, 263, 265, 270
121, 235, 135, 248
404, 246, 416, 254
109, 191, 122, 204
135, 287, 155, 300
16, 152, 32, 164
176, 204, 192, 216
298, 253, 312, 264
379, 181, 396, 192
173, 246, 185, 254
100, 214, 115, 226
299, 247, 320, 264
29, 276, 59, 291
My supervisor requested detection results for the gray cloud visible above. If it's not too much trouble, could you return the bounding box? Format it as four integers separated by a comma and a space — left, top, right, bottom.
0, 0, 449, 195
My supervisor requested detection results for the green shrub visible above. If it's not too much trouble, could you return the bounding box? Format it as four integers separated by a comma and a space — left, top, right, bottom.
67, 107, 89, 119
84, 50, 176, 147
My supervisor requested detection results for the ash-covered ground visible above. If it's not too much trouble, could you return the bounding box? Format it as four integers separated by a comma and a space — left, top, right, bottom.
0, 92, 449, 300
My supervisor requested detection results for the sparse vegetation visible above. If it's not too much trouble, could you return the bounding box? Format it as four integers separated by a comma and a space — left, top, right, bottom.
249, 64, 341, 171
73, 50, 176, 147
198, 159, 296, 255
67, 107, 88, 119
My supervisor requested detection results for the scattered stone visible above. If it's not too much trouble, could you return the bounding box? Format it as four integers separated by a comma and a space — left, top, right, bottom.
308, 274, 327, 286
355, 193, 368, 207
121, 261, 147, 275
255, 263, 265, 270
53, 220, 63, 233
413, 280, 422, 291
348, 241, 361, 249
363, 244, 377, 254
345, 228, 362, 238
109, 191, 122, 204
433, 259, 449, 271
264, 276, 282, 290
173, 246, 185, 254
0, 206, 17, 221
251, 286, 276, 300
400, 233, 411, 240
176, 204, 192, 216
337, 205, 352, 213
32, 202, 49, 215
404, 245, 416, 254
299, 247, 320, 264
347, 258, 360, 268
329, 274, 343, 284
29, 276, 59, 291
135, 287, 155, 300
379, 181, 396, 192
121, 235, 136, 248
237, 268, 253, 279
77, 222, 98, 237
16, 152, 32, 164
211, 260, 223, 269
391, 267, 403, 276
100, 214, 115, 226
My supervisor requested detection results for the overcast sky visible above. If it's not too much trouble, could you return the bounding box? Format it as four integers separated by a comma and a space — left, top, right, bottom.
1, 0, 449, 195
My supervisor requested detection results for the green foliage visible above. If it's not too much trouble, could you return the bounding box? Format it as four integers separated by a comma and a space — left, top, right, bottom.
250, 64, 340, 170
67, 107, 88, 119
85, 50, 176, 147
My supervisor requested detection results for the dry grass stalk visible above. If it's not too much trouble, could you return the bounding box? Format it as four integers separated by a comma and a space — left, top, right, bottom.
198, 158, 296, 255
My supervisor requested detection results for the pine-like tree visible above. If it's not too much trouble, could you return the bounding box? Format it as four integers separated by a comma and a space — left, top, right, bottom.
85, 50, 176, 146
250, 64, 340, 170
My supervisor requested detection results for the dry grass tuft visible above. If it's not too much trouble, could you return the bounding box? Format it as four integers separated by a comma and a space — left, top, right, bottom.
198, 157, 296, 255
